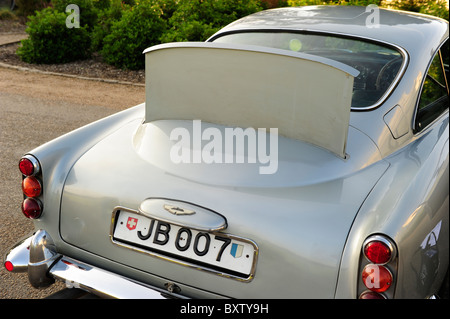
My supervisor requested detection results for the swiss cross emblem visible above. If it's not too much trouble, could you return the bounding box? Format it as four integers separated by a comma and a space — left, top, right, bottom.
126, 217, 138, 230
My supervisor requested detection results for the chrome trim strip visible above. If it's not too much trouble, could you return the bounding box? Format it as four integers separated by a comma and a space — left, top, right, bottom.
412, 37, 449, 134
208, 28, 410, 111
110, 206, 259, 282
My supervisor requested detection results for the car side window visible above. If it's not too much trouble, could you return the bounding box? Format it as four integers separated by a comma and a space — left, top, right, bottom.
415, 39, 449, 133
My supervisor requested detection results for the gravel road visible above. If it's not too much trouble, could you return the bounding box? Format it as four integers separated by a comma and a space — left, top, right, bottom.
0, 67, 145, 298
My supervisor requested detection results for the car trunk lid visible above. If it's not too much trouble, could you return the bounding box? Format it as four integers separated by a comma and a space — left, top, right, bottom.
60, 118, 388, 298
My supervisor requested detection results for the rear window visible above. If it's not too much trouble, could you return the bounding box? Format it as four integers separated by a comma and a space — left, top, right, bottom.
211, 32, 405, 109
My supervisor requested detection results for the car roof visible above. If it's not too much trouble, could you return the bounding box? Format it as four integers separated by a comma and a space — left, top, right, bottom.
212, 6, 449, 55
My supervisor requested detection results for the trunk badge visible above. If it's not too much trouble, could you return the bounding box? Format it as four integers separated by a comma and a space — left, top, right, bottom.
164, 204, 195, 216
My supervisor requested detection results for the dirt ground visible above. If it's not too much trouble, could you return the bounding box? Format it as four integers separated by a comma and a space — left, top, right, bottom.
0, 67, 145, 109
0, 42, 146, 85
0, 19, 145, 85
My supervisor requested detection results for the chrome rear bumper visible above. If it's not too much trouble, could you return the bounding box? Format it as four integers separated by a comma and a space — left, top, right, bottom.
4, 230, 180, 299
50, 256, 168, 299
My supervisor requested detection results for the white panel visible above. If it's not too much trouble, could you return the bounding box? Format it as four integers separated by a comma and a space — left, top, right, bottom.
144, 43, 357, 157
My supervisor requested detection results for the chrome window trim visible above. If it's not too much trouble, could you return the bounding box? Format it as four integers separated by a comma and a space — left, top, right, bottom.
109, 206, 259, 283
412, 37, 450, 134
208, 28, 410, 112
413, 108, 449, 138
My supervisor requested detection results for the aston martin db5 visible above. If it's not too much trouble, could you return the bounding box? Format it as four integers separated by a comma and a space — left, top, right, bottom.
4, 6, 449, 299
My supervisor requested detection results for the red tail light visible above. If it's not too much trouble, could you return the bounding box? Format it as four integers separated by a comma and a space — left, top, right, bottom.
364, 240, 392, 264
21, 198, 43, 219
4, 261, 14, 272
19, 158, 35, 176
362, 264, 393, 293
359, 235, 397, 299
19, 155, 43, 219
19, 156, 40, 176
359, 291, 386, 299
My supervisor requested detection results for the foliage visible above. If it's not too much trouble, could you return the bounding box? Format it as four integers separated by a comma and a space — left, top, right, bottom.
160, 0, 263, 42
389, 0, 449, 20
287, 0, 449, 20
14, 0, 51, 19
288, 0, 381, 6
0, 8, 17, 20
90, 0, 127, 51
92, 0, 115, 10
152, 0, 178, 20
100, 0, 166, 70
260, 0, 289, 8
17, 7, 91, 63
99, 0, 263, 68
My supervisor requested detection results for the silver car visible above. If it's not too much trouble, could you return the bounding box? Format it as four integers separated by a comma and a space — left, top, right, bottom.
4, 6, 449, 299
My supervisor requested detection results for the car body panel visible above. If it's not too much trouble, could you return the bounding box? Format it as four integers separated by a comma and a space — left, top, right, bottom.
59, 118, 388, 297
27, 104, 145, 237
337, 112, 449, 298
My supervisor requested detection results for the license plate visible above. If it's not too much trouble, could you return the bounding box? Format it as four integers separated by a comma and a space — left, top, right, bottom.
111, 208, 258, 281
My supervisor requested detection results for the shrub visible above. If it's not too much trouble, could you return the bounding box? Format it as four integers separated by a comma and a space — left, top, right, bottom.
17, 7, 91, 63
90, 0, 126, 51
151, 0, 178, 21
14, 0, 51, 19
389, 0, 449, 21
92, 0, 113, 10
0, 8, 17, 20
100, 0, 166, 70
286, 0, 449, 20
161, 0, 263, 42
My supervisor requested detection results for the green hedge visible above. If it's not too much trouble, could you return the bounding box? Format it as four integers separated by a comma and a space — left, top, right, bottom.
14, 0, 52, 19
17, 7, 91, 64
98, 0, 263, 69
16, 0, 449, 69
287, 0, 449, 20
90, 0, 127, 51
17, 0, 264, 69
160, 0, 263, 43
100, 0, 167, 70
